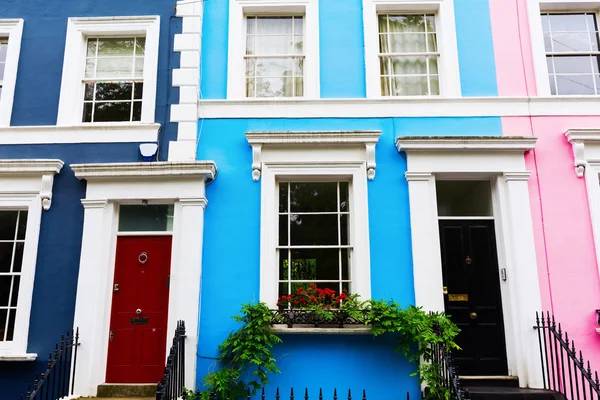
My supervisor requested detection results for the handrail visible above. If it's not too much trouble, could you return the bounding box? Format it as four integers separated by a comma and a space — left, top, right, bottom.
535, 312, 600, 399
21, 328, 80, 400
429, 341, 470, 400
156, 320, 187, 400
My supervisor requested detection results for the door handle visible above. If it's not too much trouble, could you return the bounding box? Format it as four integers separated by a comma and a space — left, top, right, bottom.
443, 286, 448, 295
136, 309, 142, 315
109, 330, 114, 342
113, 284, 119, 293
470, 312, 478, 320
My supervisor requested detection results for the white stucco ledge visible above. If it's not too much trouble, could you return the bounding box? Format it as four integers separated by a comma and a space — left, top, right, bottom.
0, 159, 64, 174
0, 123, 161, 145
0, 353, 37, 361
70, 161, 217, 182
395, 136, 538, 153
271, 326, 372, 335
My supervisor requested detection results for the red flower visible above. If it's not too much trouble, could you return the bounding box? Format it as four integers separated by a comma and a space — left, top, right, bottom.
309, 283, 315, 288
310, 296, 317, 302
294, 300, 299, 305
339, 293, 347, 300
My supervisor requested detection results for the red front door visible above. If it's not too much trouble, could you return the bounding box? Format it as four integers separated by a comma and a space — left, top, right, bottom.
106, 236, 172, 383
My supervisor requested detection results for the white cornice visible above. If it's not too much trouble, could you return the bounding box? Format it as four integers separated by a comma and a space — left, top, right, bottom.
71, 161, 217, 181
0, 159, 64, 210
245, 130, 382, 181
396, 136, 538, 153
0, 123, 161, 144
565, 129, 600, 177
198, 96, 600, 118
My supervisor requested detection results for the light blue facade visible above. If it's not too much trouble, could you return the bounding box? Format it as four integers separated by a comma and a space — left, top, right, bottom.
196, 0, 501, 396
0, 1, 180, 398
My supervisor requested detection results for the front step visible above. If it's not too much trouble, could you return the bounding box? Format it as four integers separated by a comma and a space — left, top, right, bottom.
97, 383, 156, 398
466, 387, 566, 400
460, 375, 520, 389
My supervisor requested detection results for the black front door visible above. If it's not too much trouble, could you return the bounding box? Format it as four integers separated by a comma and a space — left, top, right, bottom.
439, 220, 508, 376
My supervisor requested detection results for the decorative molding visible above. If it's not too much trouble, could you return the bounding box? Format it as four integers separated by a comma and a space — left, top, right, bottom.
396, 136, 538, 153
565, 129, 600, 178
179, 197, 209, 209
0, 123, 160, 145
245, 131, 381, 181
81, 199, 109, 209
405, 172, 434, 181
0, 159, 64, 211
169, 0, 203, 161
503, 172, 531, 182
0, 19, 24, 127
198, 96, 600, 119
71, 161, 217, 181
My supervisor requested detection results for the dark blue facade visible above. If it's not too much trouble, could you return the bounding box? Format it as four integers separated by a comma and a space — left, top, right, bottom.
0, 1, 180, 397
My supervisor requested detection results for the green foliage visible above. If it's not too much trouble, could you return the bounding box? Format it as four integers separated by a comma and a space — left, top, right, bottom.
201, 302, 282, 399
201, 300, 460, 400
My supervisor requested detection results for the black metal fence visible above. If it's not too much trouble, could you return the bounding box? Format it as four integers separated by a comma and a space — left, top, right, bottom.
21, 328, 80, 400
429, 341, 470, 400
156, 320, 187, 400
184, 387, 374, 399
535, 312, 600, 399
271, 308, 368, 328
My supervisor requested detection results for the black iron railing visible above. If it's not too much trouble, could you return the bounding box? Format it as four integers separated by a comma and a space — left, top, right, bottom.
429, 341, 470, 400
535, 312, 600, 399
21, 328, 80, 400
184, 387, 375, 399
271, 308, 368, 328
156, 320, 187, 400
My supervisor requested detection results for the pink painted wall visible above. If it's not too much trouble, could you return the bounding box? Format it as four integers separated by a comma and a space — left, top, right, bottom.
490, 0, 600, 371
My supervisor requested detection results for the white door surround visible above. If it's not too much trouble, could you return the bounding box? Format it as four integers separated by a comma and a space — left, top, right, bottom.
70, 161, 216, 396
396, 136, 543, 388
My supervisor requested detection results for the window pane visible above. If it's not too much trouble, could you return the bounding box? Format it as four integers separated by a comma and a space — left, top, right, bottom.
0, 309, 7, 341
290, 248, 340, 280
246, 17, 256, 34
256, 35, 294, 55
134, 82, 144, 100
256, 17, 293, 34
85, 59, 96, 78
392, 75, 429, 96
132, 102, 142, 121
255, 58, 294, 77
246, 78, 255, 97
425, 15, 436, 31
12, 243, 24, 273
279, 215, 288, 246
0, 211, 17, 240
430, 75, 440, 95
290, 214, 338, 245
341, 249, 350, 280
93, 102, 132, 122
556, 74, 595, 95
255, 77, 288, 97
10, 276, 19, 306
135, 37, 146, 56
388, 15, 425, 33
82, 103, 93, 122
294, 17, 303, 34
426, 33, 438, 52
436, 181, 493, 217
96, 57, 134, 78
0, 243, 13, 273
390, 33, 427, 53
551, 32, 592, 52
553, 56, 594, 74
0, 276, 10, 306
428, 56, 439, 74
548, 13, 588, 32
134, 58, 144, 77
15, 211, 25, 239
290, 182, 338, 212
97, 38, 136, 56
279, 182, 289, 212
84, 83, 94, 101
119, 205, 174, 232
246, 36, 255, 55
294, 77, 303, 96
279, 251, 289, 280
5, 309, 16, 341
0, 42, 8, 61
95, 82, 133, 101
340, 214, 349, 245
86, 39, 97, 57
390, 56, 427, 75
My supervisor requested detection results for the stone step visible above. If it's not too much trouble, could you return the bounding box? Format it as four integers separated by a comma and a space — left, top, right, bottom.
466, 387, 566, 400
460, 375, 520, 389
97, 383, 156, 398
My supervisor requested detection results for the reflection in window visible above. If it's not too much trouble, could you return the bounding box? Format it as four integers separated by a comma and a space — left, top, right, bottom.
542, 13, 600, 95
245, 16, 304, 98
0, 210, 27, 342
82, 37, 145, 122
378, 14, 439, 96
119, 205, 174, 232
0, 39, 7, 99
278, 182, 351, 297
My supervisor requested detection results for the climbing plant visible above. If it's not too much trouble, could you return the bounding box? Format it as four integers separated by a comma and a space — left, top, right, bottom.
192, 299, 460, 400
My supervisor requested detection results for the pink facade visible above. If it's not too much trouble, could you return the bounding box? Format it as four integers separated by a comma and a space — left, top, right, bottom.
490, 0, 600, 370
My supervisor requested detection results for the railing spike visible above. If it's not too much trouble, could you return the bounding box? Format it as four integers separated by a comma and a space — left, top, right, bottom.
334, 388, 338, 400
210, 390, 216, 400
247, 387, 251, 400
348, 388, 352, 400
276, 387, 280, 400
305, 387, 309, 400
362, 389, 367, 400
262, 387, 266, 400
291, 387, 294, 400
319, 388, 323, 400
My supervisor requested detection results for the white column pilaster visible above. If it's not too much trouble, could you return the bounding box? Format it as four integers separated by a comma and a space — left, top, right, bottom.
502, 172, 543, 388
405, 172, 445, 312
167, 197, 208, 390
72, 199, 114, 396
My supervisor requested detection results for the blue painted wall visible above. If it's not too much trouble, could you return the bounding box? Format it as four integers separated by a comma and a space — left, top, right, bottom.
196, 117, 503, 396
0, 0, 181, 158
200, 0, 498, 99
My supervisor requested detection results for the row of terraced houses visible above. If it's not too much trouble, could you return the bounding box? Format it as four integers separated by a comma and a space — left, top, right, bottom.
0, 0, 599, 398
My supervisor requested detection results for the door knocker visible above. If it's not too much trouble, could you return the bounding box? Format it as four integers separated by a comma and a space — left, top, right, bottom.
465, 256, 472, 265
138, 252, 148, 264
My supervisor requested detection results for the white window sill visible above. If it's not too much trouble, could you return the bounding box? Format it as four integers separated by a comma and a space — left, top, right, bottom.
271, 325, 372, 335
0, 122, 161, 145
0, 353, 37, 361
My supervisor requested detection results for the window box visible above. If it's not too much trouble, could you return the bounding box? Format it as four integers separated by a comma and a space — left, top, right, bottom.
270, 308, 372, 334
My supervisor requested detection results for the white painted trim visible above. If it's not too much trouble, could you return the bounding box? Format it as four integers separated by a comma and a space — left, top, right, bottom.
57, 16, 161, 126
71, 161, 216, 396
170, 0, 204, 161
398, 136, 543, 388
259, 163, 372, 308
564, 129, 600, 283
246, 130, 381, 180
0, 123, 160, 144
0, 19, 24, 127
362, 0, 461, 98
0, 353, 37, 361
0, 160, 63, 356
197, 96, 600, 118
226, 0, 320, 100
527, 0, 600, 96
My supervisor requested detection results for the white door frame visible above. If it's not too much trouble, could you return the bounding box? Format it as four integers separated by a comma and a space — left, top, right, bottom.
70, 161, 216, 396
396, 136, 543, 388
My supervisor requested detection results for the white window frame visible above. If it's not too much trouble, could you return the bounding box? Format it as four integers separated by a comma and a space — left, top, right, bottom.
57, 16, 160, 126
0, 159, 63, 359
363, 0, 460, 98
227, 0, 319, 100
565, 129, 600, 282
245, 131, 380, 307
0, 19, 24, 127
527, 0, 600, 96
